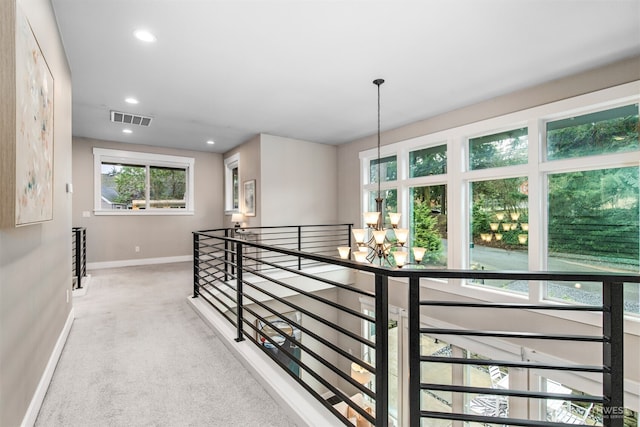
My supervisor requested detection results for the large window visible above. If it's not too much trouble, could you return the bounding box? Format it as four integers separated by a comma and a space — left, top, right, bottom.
470, 177, 529, 291
545, 103, 639, 310
93, 148, 194, 215
224, 153, 240, 213
358, 83, 639, 314
546, 104, 638, 160
410, 185, 447, 266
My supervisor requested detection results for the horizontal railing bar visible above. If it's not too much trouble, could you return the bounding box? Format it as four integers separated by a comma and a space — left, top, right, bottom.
196, 288, 237, 328
241, 278, 376, 348
419, 356, 605, 373
197, 280, 237, 309
421, 383, 604, 403
241, 321, 376, 425
421, 328, 605, 342
243, 307, 374, 399
241, 292, 376, 377
196, 231, 640, 282
420, 301, 605, 311
240, 253, 376, 300
421, 410, 588, 427
193, 227, 638, 427
197, 258, 236, 279
242, 263, 375, 321
199, 224, 354, 233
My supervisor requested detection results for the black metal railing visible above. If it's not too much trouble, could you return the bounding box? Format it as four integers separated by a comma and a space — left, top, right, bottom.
72, 227, 87, 289
192, 226, 639, 427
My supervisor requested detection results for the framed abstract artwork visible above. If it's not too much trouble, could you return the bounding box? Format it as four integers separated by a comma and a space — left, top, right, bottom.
0, 4, 54, 228
243, 179, 256, 216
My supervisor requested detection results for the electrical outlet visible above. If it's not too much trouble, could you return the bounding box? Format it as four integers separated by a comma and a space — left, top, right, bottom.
135, 246, 140, 253
82, 211, 90, 217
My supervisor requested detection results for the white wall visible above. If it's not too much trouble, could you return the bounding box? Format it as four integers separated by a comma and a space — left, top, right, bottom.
337, 56, 640, 230
260, 134, 338, 226
0, 0, 73, 425
72, 137, 224, 265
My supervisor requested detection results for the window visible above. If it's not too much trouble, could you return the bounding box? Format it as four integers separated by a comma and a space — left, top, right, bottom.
224, 153, 240, 213
470, 177, 529, 291
370, 155, 397, 183
469, 127, 528, 170
93, 148, 194, 215
368, 189, 397, 228
358, 83, 640, 314
410, 184, 447, 266
546, 166, 639, 306
546, 104, 639, 160
410, 144, 446, 177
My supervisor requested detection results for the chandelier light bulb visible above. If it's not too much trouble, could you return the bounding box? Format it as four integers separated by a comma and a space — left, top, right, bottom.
363, 211, 380, 227
412, 247, 426, 263
388, 212, 401, 227
337, 246, 351, 259
352, 229, 367, 245
394, 250, 407, 268
394, 228, 408, 245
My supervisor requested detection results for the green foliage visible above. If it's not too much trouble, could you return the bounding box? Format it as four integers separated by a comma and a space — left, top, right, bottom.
471, 203, 490, 240
410, 145, 446, 177
548, 168, 639, 264
469, 128, 528, 170
112, 166, 145, 204
150, 167, 186, 200
412, 198, 443, 263
547, 106, 638, 160
370, 155, 397, 183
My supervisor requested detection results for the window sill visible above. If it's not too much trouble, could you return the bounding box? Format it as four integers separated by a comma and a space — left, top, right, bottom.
94, 209, 194, 216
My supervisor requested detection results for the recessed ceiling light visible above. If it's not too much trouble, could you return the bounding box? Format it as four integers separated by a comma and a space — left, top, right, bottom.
125, 97, 139, 104
134, 29, 156, 43
206, 140, 215, 145
123, 129, 133, 134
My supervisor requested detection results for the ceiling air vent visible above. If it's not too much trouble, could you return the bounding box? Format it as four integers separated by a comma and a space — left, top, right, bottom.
110, 110, 152, 127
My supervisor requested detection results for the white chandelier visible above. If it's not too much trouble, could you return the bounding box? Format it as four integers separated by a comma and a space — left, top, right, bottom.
338, 79, 426, 267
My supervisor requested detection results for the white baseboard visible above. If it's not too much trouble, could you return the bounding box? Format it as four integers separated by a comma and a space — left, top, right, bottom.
187, 296, 340, 427
21, 308, 75, 427
87, 255, 192, 270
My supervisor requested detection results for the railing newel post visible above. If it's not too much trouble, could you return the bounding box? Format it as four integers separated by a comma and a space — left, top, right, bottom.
602, 280, 624, 427
298, 226, 302, 270
225, 228, 231, 281
235, 241, 245, 342
375, 273, 389, 427
192, 232, 200, 298
408, 276, 421, 427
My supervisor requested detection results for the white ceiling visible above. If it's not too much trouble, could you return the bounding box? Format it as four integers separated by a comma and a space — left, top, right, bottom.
51, 0, 640, 153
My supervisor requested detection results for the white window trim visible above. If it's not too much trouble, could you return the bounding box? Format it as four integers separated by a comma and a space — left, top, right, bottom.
93, 148, 195, 215
224, 153, 240, 214
357, 81, 640, 325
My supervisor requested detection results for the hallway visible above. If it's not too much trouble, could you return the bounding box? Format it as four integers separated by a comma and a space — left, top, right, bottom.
35, 262, 297, 427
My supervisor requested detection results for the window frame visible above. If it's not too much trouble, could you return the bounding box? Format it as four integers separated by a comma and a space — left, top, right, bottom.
357, 81, 640, 324
224, 153, 240, 214
93, 148, 195, 215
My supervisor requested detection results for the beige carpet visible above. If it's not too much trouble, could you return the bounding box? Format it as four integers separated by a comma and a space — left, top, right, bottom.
35, 262, 297, 427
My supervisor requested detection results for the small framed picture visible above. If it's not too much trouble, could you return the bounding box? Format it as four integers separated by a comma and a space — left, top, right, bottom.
243, 180, 256, 216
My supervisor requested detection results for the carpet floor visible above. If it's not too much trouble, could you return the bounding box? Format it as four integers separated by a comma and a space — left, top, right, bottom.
35, 262, 297, 427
